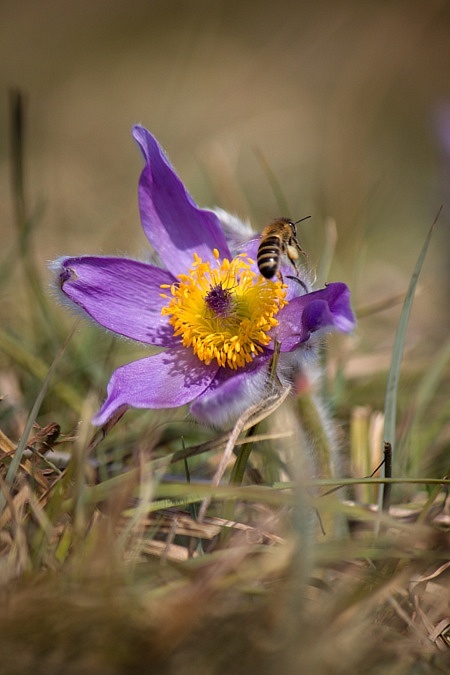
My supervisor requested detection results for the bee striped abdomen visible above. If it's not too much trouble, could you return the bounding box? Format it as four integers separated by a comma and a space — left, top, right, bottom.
257, 216, 307, 280
257, 234, 282, 279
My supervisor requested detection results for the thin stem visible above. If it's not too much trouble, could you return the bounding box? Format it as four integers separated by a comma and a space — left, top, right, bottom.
229, 425, 258, 486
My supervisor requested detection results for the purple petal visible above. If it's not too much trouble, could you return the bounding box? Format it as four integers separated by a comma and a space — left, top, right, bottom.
92, 348, 219, 426
190, 354, 271, 429
273, 282, 356, 352
133, 126, 231, 276
56, 256, 179, 347
240, 237, 260, 263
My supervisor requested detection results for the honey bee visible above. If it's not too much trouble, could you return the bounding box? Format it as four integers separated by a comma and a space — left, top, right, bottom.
257, 216, 308, 280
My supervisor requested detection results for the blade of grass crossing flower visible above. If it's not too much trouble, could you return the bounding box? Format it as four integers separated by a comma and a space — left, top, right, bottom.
378, 209, 441, 517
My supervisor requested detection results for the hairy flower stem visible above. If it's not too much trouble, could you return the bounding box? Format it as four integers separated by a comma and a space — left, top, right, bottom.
296, 392, 334, 479
295, 390, 341, 538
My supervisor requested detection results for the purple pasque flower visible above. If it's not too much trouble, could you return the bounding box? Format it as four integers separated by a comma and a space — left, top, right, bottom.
54, 126, 356, 430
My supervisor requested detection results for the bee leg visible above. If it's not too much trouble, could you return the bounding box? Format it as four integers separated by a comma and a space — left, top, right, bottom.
290, 258, 300, 275
286, 275, 309, 294
293, 234, 307, 258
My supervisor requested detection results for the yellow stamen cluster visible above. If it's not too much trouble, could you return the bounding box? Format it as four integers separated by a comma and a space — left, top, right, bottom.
161, 250, 287, 369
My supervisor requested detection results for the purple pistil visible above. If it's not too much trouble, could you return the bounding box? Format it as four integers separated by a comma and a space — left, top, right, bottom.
204, 283, 234, 318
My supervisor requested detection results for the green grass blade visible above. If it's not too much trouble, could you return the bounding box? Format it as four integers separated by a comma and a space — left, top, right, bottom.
252, 146, 290, 216
0, 325, 83, 413
0, 327, 76, 514
396, 337, 450, 474
378, 209, 441, 515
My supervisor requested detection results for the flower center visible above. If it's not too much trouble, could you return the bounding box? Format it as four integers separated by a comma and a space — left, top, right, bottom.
160, 250, 287, 369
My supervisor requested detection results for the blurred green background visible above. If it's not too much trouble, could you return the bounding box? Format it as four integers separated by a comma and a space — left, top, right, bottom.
1, 0, 449, 362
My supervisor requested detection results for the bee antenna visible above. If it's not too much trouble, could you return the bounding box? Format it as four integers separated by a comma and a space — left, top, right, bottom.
294, 215, 311, 225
